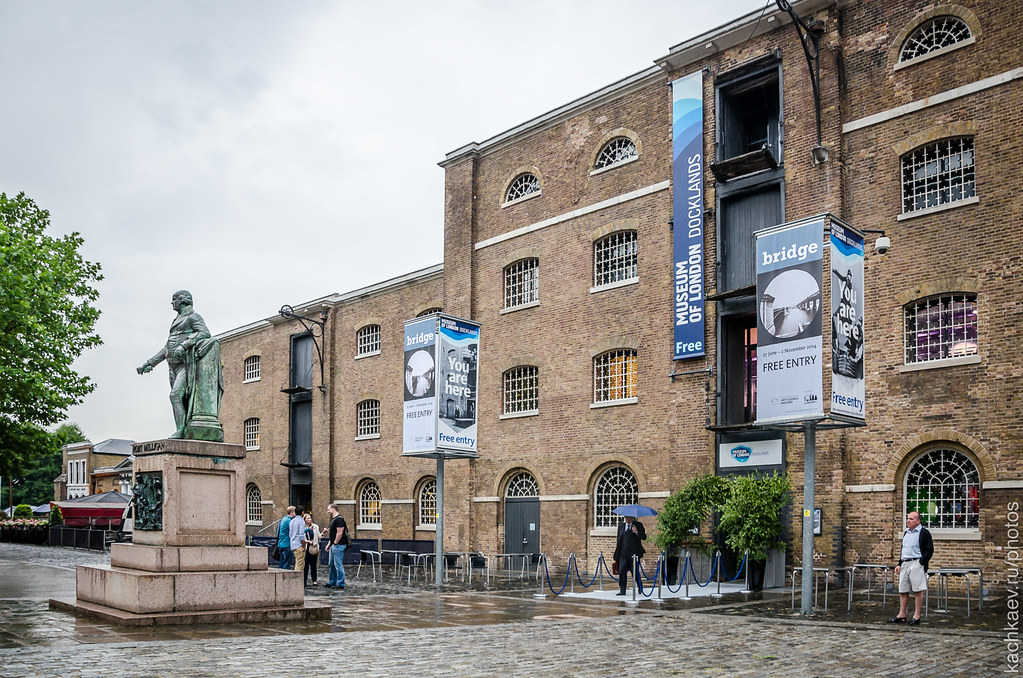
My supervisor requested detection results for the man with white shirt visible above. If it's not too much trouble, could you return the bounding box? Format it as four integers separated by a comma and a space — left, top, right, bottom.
289, 505, 307, 575
889, 511, 934, 625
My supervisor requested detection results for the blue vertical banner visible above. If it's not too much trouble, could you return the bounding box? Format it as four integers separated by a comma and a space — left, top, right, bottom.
671, 71, 706, 360
829, 220, 866, 422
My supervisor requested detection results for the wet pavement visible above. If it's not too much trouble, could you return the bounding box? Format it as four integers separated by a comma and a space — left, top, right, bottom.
0, 543, 1011, 676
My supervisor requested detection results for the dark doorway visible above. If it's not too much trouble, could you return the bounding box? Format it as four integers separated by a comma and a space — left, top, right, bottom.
505, 496, 540, 556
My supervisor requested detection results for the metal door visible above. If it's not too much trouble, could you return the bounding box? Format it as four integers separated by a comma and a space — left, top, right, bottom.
505, 497, 540, 555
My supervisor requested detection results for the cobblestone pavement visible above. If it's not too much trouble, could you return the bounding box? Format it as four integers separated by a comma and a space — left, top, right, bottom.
0, 544, 1008, 677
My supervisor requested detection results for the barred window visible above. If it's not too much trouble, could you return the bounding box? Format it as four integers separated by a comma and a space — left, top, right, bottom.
244, 417, 260, 450
417, 307, 441, 317
505, 472, 539, 498
360, 482, 382, 526
504, 258, 539, 308
357, 325, 381, 355
594, 231, 637, 287
594, 466, 638, 528
594, 349, 637, 403
594, 137, 637, 170
506, 173, 540, 203
901, 138, 975, 213
899, 16, 972, 63
906, 448, 980, 530
243, 355, 260, 382
246, 484, 262, 523
418, 479, 437, 526
503, 366, 538, 414
357, 399, 380, 437
904, 293, 978, 364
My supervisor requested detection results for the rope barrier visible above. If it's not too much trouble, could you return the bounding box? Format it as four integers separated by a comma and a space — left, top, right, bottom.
690, 552, 718, 587
599, 553, 619, 581
723, 551, 748, 582
541, 554, 571, 595
571, 553, 601, 588
661, 553, 688, 594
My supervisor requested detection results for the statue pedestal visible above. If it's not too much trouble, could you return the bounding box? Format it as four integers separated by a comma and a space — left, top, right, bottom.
50, 439, 329, 626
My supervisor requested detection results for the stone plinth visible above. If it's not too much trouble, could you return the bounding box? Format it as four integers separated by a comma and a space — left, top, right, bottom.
110, 544, 267, 572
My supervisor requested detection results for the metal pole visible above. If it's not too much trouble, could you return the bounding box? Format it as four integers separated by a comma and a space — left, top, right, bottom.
631, 555, 638, 601
570, 553, 575, 593
435, 455, 444, 587
682, 550, 691, 600
712, 549, 723, 597
801, 421, 816, 615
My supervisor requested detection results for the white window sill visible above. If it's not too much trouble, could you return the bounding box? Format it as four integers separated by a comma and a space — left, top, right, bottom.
897, 195, 978, 221
416, 524, 437, 532
245, 520, 263, 526
501, 191, 541, 209
589, 155, 638, 176
499, 409, 539, 420
355, 433, 381, 441
242, 377, 261, 384
899, 354, 981, 373
894, 37, 975, 71
590, 397, 638, 410
930, 528, 982, 541
357, 524, 382, 532
355, 350, 381, 360
590, 277, 639, 294
589, 527, 618, 537
500, 300, 540, 315
245, 446, 260, 451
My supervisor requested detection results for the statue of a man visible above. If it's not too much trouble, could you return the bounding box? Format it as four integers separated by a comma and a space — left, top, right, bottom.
138, 290, 224, 441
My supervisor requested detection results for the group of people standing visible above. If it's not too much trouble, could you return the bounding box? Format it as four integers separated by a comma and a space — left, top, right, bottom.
276, 503, 350, 589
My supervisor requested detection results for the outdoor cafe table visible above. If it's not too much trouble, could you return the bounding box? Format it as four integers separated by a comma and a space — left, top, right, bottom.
847, 563, 891, 611
791, 566, 851, 612
927, 566, 983, 618
493, 553, 534, 579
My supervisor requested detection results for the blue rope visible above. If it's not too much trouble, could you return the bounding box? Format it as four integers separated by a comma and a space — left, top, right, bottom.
662, 554, 688, 594
633, 557, 658, 598
572, 554, 601, 588
724, 552, 748, 582
542, 556, 570, 595
691, 553, 718, 587
600, 553, 620, 582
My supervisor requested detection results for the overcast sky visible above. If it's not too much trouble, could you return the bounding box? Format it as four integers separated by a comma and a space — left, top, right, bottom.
2, 0, 767, 443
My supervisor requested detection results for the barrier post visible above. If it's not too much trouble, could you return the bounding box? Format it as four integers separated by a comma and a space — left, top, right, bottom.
656, 553, 663, 602
631, 554, 638, 602
680, 550, 692, 601
533, 553, 547, 599
569, 553, 575, 594
740, 550, 752, 594
710, 550, 724, 598
598, 553, 603, 591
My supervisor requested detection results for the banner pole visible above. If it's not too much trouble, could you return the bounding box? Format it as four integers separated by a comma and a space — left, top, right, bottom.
436, 455, 444, 587
801, 420, 816, 615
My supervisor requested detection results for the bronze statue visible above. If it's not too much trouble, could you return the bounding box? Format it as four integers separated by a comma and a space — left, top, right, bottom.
138, 290, 224, 441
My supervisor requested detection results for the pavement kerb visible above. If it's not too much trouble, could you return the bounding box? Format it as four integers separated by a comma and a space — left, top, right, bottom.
683, 609, 1004, 639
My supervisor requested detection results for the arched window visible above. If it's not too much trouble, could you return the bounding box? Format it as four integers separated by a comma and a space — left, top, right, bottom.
417, 307, 442, 317
244, 417, 260, 450
356, 399, 380, 437
594, 230, 637, 287
901, 137, 975, 214
245, 484, 262, 523
593, 349, 637, 403
905, 448, 980, 530
503, 366, 539, 414
357, 325, 381, 355
594, 136, 637, 170
418, 479, 437, 526
504, 258, 539, 309
243, 355, 260, 382
360, 481, 382, 526
505, 173, 541, 203
904, 293, 978, 364
594, 466, 638, 528
899, 16, 972, 63
505, 472, 539, 498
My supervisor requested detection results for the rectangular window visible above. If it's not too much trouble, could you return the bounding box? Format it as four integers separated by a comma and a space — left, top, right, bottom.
503, 366, 539, 414
244, 418, 260, 450
902, 138, 975, 213
594, 350, 637, 403
243, 355, 260, 382
720, 312, 758, 425
504, 259, 539, 308
713, 63, 781, 182
594, 232, 637, 287
904, 293, 978, 364
357, 325, 381, 355
357, 400, 380, 437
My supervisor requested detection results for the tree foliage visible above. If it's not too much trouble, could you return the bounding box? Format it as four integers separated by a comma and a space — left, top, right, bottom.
0, 193, 101, 477
0, 422, 86, 508
13, 504, 33, 519
655, 474, 730, 554
718, 472, 791, 561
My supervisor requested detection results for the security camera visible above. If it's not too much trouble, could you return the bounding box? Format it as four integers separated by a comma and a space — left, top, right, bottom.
874, 236, 891, 254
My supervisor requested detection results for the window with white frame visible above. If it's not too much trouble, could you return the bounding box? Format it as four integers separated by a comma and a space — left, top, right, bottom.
357, 325, 381, 355
594, 466, 638, 528
505, 472, 539, 498
67, 459, 88, 498
905, 448, 979, 530
594, 231, 637, 287
901, 137, 975, 214
360, 482, 382, 526
417, 308, 441, 317
899, 16, 972, 63
356, 399, 380, 437
904, 293, 978, 364
504, 258, 539, 308
246, 484, 262, 523
418, 479, 437, 526
593, 349, 637, 403
243, 355, 260, 382
503, 366, 538, 414
244, 417, 260, 450
505, 173, 540, 203
594, 137, 637, 170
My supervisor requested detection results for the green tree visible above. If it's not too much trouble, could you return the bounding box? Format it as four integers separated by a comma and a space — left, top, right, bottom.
11, 423, 88, 507
0, 193, 102, 481
718, 472, 791, 561
655, 474, 730, 554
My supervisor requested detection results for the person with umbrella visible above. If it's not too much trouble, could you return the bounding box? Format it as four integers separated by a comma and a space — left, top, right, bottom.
612, 504, 655, 596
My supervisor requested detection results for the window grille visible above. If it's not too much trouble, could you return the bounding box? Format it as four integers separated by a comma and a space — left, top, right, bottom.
899, 16, 972, 62
594, 467, 638, 528
357, 399, 380, 437
905, 448, 980, 529
246, 484, 262, 523
504, 258, 539, 308
594, 137, 637, 169
503, 366, 539, 414
417, 308, 441, 317
901, 137, 975, 213
506, 173, 540, 202
904, 293, 978, 364
594, 231, 637, 287
357, 325, 381, 355
418, 479, 437, 525
244, 417, 260, 450
244, 355, 260, 381
505, 472, 539, 498
593, 349, 637, 403
360, 482, 382, 525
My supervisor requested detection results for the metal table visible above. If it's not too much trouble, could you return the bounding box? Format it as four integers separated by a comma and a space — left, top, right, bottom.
927, 567, 983, 617
847, 563, 891, 611
791, 566, 850, 612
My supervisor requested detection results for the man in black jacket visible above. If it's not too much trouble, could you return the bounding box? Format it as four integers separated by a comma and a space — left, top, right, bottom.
613, 516, 646, 596
889, 511, 934, 625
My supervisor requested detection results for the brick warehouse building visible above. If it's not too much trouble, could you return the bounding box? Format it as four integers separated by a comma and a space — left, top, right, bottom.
217, 0, 1021, 588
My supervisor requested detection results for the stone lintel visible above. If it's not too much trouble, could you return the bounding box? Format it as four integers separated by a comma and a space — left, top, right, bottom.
110, 544, 267, 572
132, 439, 246, 459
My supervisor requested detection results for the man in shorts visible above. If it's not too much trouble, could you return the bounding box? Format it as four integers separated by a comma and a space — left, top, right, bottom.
889, 511, 933, 625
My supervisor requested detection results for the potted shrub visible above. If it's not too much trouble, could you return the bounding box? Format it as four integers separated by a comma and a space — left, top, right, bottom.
656, 474, 729, 583
718, 471, 791, 590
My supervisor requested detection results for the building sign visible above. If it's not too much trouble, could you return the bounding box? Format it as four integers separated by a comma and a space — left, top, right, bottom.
830, 220, 866, 422
717, 438, 784, 470
402, 314, 480, 458
671, 70, 706, 360
755, 217, 825, 425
